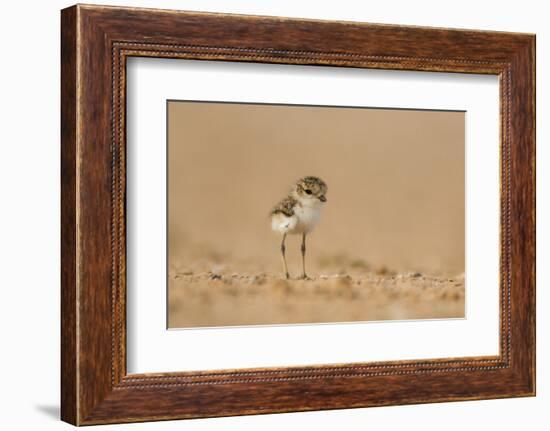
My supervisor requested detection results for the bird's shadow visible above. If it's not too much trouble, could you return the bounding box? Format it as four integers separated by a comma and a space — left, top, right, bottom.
35, 404, 59, 420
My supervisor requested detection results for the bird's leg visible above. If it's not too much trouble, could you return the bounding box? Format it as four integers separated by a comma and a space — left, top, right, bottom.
301, 233, 308, 280
280, 233, 290, 279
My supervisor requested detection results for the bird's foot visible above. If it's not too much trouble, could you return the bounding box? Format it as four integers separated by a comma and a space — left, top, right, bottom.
301, 274, 312, 281
285, 272, 290, 280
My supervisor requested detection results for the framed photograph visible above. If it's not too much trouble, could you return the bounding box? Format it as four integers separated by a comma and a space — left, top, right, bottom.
61, 4, 535, 425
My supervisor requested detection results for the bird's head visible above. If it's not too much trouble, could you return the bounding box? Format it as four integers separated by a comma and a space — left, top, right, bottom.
291, 176, 328, 205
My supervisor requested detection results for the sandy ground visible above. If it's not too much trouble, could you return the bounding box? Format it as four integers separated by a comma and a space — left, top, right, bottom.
168, 260, 464, 328
167, 102, 465, 328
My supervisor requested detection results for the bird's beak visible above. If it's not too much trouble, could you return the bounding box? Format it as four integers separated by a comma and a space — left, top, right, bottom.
319, 195, 327, 202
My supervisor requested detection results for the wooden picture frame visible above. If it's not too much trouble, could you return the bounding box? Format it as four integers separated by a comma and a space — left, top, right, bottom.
61, 4, 535, 425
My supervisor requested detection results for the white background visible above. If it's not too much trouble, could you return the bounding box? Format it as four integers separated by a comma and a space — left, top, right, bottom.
0, 0, 546, 430
127, 60, 500, 373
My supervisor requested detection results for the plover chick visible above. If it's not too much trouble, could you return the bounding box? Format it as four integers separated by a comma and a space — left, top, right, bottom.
270, 176, 328, 279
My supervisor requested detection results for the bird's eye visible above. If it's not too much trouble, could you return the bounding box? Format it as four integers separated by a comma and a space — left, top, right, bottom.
305, 189, 312, 195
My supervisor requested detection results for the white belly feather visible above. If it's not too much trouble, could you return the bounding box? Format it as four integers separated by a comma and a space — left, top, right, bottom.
271, 204, 321, 235
271, 212, 298, 234
293, 203, 321, 233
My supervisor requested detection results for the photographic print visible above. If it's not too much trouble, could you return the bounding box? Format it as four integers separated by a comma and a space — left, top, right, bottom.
168, 101, 465, 328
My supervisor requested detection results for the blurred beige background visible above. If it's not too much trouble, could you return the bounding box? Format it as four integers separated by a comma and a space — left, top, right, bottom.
168, 101, 464, 277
